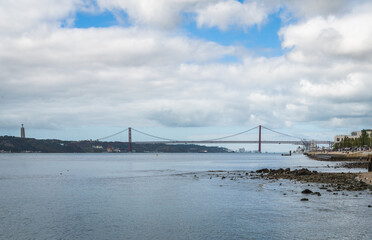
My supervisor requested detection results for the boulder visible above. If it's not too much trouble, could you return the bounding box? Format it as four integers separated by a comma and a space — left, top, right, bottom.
302, 189, 313, 194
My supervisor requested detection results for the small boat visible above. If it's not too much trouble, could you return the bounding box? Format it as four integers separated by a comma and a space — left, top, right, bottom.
281, 151, 292, 156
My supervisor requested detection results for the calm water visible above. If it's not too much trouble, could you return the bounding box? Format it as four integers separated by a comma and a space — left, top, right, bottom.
0, 153, 371, 240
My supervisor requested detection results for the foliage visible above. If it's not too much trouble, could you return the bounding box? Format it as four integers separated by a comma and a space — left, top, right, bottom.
0, 136, 228, 153
334, 130, 372, 150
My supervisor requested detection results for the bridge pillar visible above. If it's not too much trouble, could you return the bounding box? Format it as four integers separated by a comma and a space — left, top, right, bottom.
258, 125, 261, 153
128, 127, 132, 152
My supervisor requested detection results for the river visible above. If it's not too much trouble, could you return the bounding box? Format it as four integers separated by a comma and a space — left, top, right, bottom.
0, 153, 371, 239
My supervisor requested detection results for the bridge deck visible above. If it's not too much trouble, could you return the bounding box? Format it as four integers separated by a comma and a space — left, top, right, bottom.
130, 140, 333, 145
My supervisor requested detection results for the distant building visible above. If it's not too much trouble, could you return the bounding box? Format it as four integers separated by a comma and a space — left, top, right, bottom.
112, 148, 121, 153
21, 124, 25, 138
295, 146, 304, 153
107, 145, 112, 153
334, 130, 372, 143
310, 140, 317, 151
238, 148, 245, 153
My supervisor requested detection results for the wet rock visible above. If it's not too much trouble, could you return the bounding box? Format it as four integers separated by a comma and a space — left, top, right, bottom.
256, 168, 269, 173
294, 168, 312, 176
302, 189, 313, 194
301, 198, 309, 201
313, 192, 321, 196
257, 168, 372, 192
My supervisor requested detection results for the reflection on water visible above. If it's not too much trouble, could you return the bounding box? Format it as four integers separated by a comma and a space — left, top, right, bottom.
0, 153, 371, 239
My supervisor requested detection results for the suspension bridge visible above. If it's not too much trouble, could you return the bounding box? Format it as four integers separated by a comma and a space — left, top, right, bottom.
96, 125, 333, 153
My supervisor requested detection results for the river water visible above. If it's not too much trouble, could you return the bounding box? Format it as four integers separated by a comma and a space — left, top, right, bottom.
0, 153, 371, 239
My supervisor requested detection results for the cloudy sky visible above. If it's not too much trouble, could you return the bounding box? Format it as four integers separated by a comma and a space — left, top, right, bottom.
1, 0, 371, 147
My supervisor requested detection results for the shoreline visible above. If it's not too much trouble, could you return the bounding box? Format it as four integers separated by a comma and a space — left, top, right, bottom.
357, 172, 372, 185
305, 151, 372, 161
191, 168, 372, 195
305, 151, 372, 186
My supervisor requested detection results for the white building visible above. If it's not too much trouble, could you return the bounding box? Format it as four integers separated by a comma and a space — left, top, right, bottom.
334, 130, 372, 143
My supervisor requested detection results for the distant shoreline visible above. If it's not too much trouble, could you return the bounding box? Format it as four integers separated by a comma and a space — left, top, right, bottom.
0, 136, 228, 153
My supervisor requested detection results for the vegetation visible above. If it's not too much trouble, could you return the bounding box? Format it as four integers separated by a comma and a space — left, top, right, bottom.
334, 130, 372, 150
0, 136, 228, 153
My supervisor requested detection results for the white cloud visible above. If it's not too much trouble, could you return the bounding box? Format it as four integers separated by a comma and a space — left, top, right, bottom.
0, 0, 88, 35
280, 5, 372, 63
282, 0, 356, 18
195, 0, 270, 30
1, 0, 372, 139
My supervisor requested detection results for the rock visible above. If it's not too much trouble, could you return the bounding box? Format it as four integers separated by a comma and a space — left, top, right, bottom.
313, 192, 321, 196
368, 205, 372, 208
302, 189, 313, 194
301, 198, 309, 201
256, 168, 269, 173
295, 168, 312, 176
221, 176, 226, 180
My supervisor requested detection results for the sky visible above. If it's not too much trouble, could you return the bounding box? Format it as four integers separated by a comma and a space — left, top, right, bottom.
1, 0, 372, 151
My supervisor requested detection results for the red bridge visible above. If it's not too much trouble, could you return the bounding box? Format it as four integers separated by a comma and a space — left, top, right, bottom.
96, 125, 333, 153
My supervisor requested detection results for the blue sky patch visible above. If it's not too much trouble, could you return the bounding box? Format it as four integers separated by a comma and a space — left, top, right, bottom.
73, 10, 120, 28
182, 12, 284, 57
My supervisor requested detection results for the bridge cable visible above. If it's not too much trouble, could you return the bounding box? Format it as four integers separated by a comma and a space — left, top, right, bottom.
261, 126, 309, 141
131, 128, 179, 141
97, 128, 128, 141
131, 126, 259, 142
200, 126, 259, 141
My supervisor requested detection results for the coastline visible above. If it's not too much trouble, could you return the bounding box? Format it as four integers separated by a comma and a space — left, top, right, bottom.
357, 172, 372, 185
305, 151, 372, 186
305, 151, 372, 161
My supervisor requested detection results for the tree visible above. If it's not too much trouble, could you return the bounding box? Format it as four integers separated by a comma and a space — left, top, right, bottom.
360, 129, 369, 146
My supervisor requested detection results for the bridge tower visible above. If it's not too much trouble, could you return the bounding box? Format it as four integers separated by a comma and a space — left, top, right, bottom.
128, 127, 132, 152
258, 125, 261, 153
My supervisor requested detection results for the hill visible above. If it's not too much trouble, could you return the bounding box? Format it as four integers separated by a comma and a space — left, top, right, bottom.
0, 136, 228, 153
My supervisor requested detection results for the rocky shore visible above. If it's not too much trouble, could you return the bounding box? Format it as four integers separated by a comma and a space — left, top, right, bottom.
255, 168, 372, 191
305, 151, 372, 161
190, 167, 372, 192
338, 161, 369, 169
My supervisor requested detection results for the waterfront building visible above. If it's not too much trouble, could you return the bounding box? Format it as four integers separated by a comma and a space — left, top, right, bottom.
334, 129, 372, 143
21, 124, 25, 138
107, 145, 112, 153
